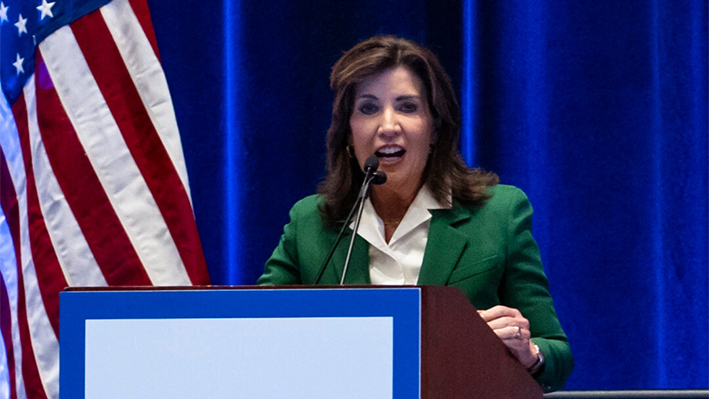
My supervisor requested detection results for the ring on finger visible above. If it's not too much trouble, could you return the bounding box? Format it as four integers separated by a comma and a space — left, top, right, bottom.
513, 326, 521, 339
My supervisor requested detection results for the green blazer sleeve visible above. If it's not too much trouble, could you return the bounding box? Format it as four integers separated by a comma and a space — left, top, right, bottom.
414, 185, 572, 391
258, 185, 573, 392
494, 186, 574, 392
257, 195, 321, 285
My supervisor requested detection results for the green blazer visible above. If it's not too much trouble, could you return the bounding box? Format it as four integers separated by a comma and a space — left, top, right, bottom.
258, 184, 573, 392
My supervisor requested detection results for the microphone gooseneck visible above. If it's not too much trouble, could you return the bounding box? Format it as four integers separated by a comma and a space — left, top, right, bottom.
312, 155, 386, 285
340, 156, 381, 285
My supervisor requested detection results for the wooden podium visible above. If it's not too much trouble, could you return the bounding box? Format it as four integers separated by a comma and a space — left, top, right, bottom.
59, 286, 542, 399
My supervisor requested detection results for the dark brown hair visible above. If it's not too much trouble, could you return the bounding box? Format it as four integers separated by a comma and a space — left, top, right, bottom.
317, 35, 498, 227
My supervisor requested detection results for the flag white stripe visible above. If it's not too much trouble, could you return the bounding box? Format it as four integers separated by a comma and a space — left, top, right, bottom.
102, 0, 193, 203
21, 80, 59, 399
0, 322, 8, 399
2, 0, 209, 395
27, 84, 108, 288
0, 75, 29, 399
39, 25, 191, 286
0, 204, 28, 399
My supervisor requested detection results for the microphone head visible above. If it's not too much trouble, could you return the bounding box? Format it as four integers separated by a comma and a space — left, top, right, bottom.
372, 171, 387, 185
363, 155, 379, 173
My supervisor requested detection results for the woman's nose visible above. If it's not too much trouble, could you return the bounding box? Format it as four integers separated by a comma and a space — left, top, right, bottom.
377, 107, 401, 136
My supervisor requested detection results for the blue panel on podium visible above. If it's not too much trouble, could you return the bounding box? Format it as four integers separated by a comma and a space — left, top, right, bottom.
60, 287, 421, 399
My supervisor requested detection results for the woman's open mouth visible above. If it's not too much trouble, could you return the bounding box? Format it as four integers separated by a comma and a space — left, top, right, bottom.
375, 146, 406, 163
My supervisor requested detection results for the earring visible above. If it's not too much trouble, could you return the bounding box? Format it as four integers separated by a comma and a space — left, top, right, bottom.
346, 145, 355, 159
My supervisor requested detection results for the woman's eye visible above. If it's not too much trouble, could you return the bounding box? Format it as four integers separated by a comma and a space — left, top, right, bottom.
400, 102, 418, 113
359, 103, 378, 115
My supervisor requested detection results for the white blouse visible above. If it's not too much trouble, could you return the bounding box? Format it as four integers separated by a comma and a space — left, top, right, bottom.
352, 186, 450, 285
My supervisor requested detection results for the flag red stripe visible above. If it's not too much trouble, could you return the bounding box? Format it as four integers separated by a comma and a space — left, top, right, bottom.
0, 143, 21, 274
0, 147, 18, 399
33, 54, 153, 286
3, 0, 212, 395
70, 12, 210, 285
14, 83, 67, 337
0, 268, 18, 399
127, 0, 161, 62
8, 93, 49, 399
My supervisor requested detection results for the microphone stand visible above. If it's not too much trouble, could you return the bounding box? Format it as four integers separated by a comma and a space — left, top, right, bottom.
313, 196, 360, 285
313, 171, 386, 285
313, 156, 386, 285
339, 172, 377, 285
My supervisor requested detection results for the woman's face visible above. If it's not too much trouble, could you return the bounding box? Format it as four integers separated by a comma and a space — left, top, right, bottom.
349, 66, 434, 195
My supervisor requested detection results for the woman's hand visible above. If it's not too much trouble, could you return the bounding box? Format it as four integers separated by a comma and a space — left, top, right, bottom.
479, 305, 539, 369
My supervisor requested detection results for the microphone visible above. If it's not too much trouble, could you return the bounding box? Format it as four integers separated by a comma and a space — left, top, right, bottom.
313, 156, 385, 285
371, 171, 387, 185
357, 156, 380, 197
340, 156, 380, 285
364, 155, 379, 171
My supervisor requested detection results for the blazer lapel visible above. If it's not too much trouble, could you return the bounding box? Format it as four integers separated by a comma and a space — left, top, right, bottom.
417, 206, 471, 286
331, 233, 371, 285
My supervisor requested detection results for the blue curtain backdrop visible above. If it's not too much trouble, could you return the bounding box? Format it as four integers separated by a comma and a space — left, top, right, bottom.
148, 0, 707, 390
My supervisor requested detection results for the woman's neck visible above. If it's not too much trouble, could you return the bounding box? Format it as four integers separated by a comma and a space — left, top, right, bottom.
370, 183, 421, 224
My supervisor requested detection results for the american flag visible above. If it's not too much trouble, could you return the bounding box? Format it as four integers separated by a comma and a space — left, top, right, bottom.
0, 0, 211, 397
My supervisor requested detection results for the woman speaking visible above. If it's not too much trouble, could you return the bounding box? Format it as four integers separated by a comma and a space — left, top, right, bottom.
258, 35, 573, 392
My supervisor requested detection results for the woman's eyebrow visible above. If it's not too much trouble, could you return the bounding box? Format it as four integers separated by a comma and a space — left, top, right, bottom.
395, 95, 421, 101
354, 94, 422, 101
355, 94, 378, 100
